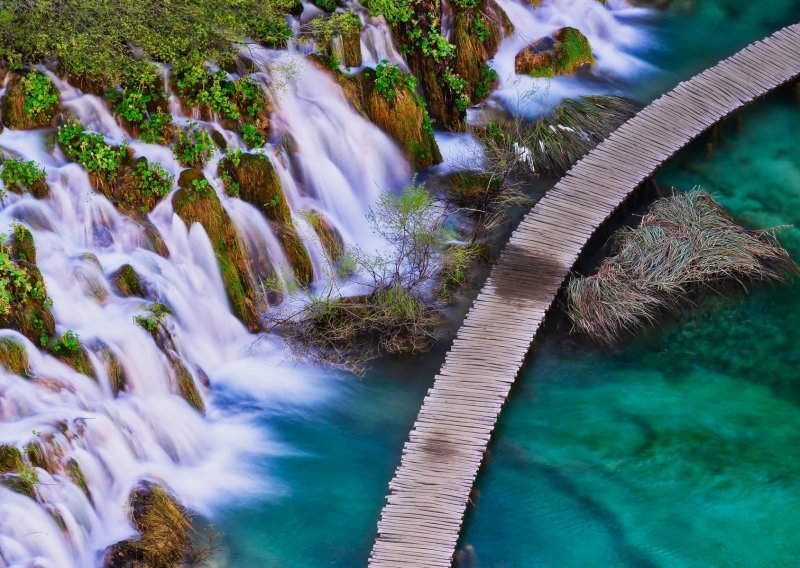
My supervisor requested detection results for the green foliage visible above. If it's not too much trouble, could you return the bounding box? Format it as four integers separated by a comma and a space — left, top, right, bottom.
310, 10, 363, 47
57, 122, 128, 179
19, 72, 58, 120
130, 161, 173, 208
172, 124, 215, 167
374, 60, 417, 103
175, 66, 239, 119
474, 63, 498, 99
0, 0, 297, 84
442, 69, 470, 111
50, 329, 82, 353
472, 15, 490, 42
438, 243, 480, 301
313, 0, 337, 10
232, 77, 267, 120
134, 302, 171, 332
367, 0, 454, 61
0, 236, 48, 317
367, 0, 414, 25
406, 28, 455, 61
451, 0, 480, 8
140, 112, 174, 145
241, 123, 265, 148
0, 159, 46, 191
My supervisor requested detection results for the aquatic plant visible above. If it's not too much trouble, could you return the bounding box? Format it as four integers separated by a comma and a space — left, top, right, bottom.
566, 190, 799, 344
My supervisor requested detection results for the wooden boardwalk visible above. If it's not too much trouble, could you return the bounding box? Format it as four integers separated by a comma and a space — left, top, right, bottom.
369, 23, 800, 568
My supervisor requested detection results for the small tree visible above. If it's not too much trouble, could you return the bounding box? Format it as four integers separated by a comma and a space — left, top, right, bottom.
265, 180, 447, 373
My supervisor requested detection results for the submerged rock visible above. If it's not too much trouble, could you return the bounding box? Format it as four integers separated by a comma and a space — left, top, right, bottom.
218, 152, 314, 286
173, 169, 260, 330
515, 27, 594, 77
113, 264, 147, 298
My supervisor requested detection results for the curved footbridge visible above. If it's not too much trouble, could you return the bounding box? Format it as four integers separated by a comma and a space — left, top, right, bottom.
369, 23, 800, 568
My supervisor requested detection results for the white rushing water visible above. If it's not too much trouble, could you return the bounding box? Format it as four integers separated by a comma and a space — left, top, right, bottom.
0, 0, 653, 565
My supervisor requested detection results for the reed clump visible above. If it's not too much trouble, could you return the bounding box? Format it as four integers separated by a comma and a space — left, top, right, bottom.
566, 189, 799, 344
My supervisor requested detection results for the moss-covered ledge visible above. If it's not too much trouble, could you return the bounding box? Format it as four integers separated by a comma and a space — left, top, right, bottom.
172, 169, 260, 330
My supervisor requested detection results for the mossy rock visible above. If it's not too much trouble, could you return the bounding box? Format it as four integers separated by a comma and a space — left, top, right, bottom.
340, 30, 362, 68
97, 345, 127, 395
515, 27, 594, 77
1, 171, 51, 199
0, 247, 56, 345
172, 357, 205, 413
113, 264, 146, 298
134, 217, 171, 258
0, 338, 30, 377
304, 210, 344, 262
52, 345, 96, 380
0, 444, 36, 498
173, 169, 260, 330
87, 155, 170, 215
1, 72, 60, 130
103, 482, 192, 568
219, 153, 313, 286
450, 0, 511, 103
353, 69, 442, 170
66, 458, 92, 503
314, 55, 441, 170
10, 224, 36, 265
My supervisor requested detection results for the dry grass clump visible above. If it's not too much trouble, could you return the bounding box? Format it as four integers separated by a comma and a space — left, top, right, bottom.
523, 95, 639, 175
567, 189, 799, 344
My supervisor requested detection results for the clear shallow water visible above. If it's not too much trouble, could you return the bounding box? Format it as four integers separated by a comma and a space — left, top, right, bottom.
216, 2, 800, 567
458, 89, 800, 567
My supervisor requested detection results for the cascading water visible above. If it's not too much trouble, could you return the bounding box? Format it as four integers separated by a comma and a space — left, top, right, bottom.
0, 0, 656, 565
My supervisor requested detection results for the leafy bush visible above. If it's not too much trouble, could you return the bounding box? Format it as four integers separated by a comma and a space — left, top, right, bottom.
374, 60, 417, 103
442, 69, 470, 111
57, 122, 128, 179
474, 63, 498, 99
310, 10, 363, 47
451, 0, 480, 7
241, 123, 265, 148
19, 72, 58, 120
232, 77, 267, 120
172, 124, 215, 167
50, 329, 82, 353
0, 237, 47, 317
0, 159, 46, 191
175, 66, 239, 119
134, 302, 171, 332
140, 112, 174, 145
130, 161, 173, 208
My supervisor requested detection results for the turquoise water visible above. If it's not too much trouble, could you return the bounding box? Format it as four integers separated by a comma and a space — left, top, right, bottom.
458, 91, 800, 567
215, 4, 800, 566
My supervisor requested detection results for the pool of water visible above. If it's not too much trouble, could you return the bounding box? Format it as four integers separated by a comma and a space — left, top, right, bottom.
214, 3, 800, 566
458, 87, 800, 568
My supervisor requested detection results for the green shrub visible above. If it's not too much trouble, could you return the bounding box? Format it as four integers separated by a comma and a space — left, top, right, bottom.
474, 63, 498, 99
19, 72, 58, 120
134, 302, 171, 332
374, 60, 417, 103
130, 161, 173, 207
310, 10, 363, 47
0, 159, 46, 192
232, 77, 267, 120
139, 112, 174, 145
451, 0, 480, 8
442, 69, 470, 111
312, 0, 337, 11
172, 124, 215, 167
241, 123, 265, 148
57, 122, 128, 179
0, 236, 49, 317
50, 329, 82, 353
175, 66, 239, 119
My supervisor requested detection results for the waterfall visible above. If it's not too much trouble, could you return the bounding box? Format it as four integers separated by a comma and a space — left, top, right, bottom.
0, 0, 654, 564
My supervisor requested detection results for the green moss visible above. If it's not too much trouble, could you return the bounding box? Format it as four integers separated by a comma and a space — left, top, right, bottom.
555, 27, 594, 72
173, 359, 205, 413
0, 444, 37, 498
10, 224, 36, 265
173, 169, 260, 330
303, 210, 344, 261
0, 337, 29, 376
66, 458, 92, 502
515, 27, 594, 78
114, 264, 146, 298
97, 346, 127, 395
218, 152, 314, 285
